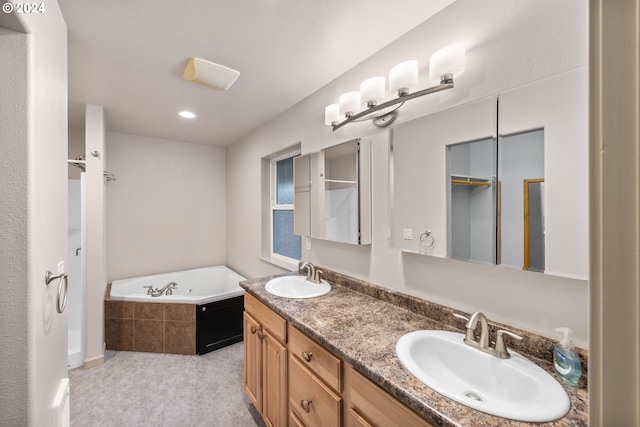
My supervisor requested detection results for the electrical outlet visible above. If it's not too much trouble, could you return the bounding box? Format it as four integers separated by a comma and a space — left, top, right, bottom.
403, 228, 413, 240
57, 260, 65, 274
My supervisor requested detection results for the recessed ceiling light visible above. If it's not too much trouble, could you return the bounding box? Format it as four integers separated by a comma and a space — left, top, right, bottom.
178, 111, 197, 119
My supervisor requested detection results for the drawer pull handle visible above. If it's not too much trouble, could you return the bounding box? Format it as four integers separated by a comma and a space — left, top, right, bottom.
301, 351, 313, 362
256, 329, 265, 340
300, 399, 312, 413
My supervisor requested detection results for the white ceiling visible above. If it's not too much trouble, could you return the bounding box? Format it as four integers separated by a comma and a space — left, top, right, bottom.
58, 0, 455, 146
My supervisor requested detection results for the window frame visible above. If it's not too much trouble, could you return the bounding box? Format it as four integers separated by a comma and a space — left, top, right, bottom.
269, 149, 301, 264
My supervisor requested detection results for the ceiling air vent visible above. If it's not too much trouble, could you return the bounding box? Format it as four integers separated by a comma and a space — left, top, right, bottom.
183, 57, 240, 91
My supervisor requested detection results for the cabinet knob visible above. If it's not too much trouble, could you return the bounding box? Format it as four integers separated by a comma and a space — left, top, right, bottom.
301, 351, 313, 362
250, 326, 258, 334
300, 399, 312, 413
257, 329, 265, 340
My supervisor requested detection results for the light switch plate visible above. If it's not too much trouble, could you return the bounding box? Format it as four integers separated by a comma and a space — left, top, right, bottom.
403, 228, 413, 240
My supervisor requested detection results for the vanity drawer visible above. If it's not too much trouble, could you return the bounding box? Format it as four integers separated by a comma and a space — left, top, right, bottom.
348, 366, 434, 427
289, 325, 342, 392
289, 355, 342, 427
244, 293, 287, 343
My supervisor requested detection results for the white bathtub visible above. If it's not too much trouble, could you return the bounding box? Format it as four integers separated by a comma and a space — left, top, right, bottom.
110, 265, 245, 305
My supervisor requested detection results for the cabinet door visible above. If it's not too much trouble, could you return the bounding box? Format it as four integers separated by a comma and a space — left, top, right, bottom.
262, 330, 288, 427
244, 312, 262, 412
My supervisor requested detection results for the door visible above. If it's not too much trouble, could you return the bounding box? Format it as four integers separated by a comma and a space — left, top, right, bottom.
262, 330, 288, 427
244, 312, 262, 412
0, 8, 69, 425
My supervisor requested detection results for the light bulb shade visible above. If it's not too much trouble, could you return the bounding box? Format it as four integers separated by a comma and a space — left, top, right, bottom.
325, 104, 340, 126
360, 76, 386, 107
339, 91, 361, 117
429, 45, 466, 84
389, 60, 418, 96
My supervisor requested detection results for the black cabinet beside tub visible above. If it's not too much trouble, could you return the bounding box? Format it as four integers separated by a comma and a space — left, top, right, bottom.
196, 295, 244, 355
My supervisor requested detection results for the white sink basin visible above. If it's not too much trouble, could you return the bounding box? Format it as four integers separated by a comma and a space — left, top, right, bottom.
265, 275, 331, 299
396, 330, 570, 422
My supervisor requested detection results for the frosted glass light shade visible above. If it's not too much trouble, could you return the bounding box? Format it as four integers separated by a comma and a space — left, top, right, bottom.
389, 60, 418, 96
429, 45, 466, 84
325, 104, 340, 126
360, 76, 386, 107
339, 91, 361, 117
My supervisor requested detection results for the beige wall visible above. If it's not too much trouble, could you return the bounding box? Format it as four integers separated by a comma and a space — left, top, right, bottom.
107, 132, 227, 282
226, 0, 590, 347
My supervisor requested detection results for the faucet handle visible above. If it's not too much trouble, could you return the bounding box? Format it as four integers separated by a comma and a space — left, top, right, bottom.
495, 329, 523, 358
314, 270, 323, 284
143, 285, 154, 295
453, 313, 469, 322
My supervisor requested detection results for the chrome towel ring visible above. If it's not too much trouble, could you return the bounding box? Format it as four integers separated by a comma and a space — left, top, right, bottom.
420, 230, 435, 254
45, 270, 68, 314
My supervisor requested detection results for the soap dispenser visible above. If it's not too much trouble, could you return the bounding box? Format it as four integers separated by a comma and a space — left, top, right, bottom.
553, 327, 582, 386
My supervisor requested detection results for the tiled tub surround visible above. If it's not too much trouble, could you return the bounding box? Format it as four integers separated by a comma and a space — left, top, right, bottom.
240, 268, 588, 427
105, 284, 196, 355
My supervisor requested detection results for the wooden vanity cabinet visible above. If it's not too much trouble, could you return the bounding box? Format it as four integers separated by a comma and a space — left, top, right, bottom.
244, 294, 288, 427
345, 366, 435, 427
244, 295, 435, 427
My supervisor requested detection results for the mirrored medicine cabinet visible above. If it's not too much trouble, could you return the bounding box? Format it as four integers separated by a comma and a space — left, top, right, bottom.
294, 138, 371, 245
390, 67, 588, 280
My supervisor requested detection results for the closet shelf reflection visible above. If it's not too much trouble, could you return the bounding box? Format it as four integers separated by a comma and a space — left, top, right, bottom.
450, 174, 491, 187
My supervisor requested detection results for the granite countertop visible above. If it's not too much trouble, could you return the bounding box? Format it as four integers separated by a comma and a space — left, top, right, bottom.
240, 271, 588, 427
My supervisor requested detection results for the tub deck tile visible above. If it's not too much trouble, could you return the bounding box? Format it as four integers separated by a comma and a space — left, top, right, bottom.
105, 318, 134, 351
135, 302, 165, 320
165, 321, 196, 355
134, 319, 164, 353
166, 304, 194, 322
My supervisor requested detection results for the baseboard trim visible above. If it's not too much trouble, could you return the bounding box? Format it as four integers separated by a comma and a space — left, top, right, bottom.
83, 354, 104, 369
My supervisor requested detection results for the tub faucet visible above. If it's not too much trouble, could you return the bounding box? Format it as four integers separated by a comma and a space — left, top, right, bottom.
159, 282, 178, 296
299, 261, 322, 284
143, 282, 177, 297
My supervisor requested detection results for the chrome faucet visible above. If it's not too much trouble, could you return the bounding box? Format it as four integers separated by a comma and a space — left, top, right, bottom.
299, 261, 323, 284
160, 282, 178, 296
143, 282, 177, 297
455, 311, 523, 359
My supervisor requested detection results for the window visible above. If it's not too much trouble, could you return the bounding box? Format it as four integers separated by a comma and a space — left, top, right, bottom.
270, 152, 301, 262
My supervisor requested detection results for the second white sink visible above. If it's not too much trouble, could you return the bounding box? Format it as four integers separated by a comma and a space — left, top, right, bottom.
396, 330, 570, 422
265, 275, 331, 299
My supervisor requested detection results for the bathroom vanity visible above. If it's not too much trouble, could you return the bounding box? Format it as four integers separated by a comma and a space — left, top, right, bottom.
241, 269, 588, 427
243, 291, 433, 427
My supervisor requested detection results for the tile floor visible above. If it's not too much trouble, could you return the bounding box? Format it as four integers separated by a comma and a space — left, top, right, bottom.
69, 342, 265, 427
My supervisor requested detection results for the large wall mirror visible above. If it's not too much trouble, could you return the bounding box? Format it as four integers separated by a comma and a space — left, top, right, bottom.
391, 67, 588, 280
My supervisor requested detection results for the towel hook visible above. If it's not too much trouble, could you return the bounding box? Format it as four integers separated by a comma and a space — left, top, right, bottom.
45, 271, 68, 314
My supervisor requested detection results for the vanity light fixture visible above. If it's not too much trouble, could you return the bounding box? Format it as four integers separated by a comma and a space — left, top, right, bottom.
178, 111, 197, 119
325, 45, 466, 131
